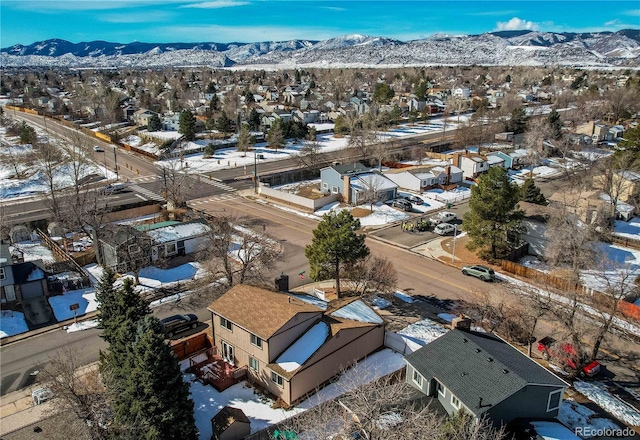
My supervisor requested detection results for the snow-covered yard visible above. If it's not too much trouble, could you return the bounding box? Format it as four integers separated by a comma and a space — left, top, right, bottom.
0, 310, 30, 338
49, 288, 98, 321
573, 381, 640, 426
188, 348, 405, 440
558, 399, 621, 438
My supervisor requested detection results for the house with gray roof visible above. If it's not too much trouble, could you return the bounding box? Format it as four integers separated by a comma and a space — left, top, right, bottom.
320, 162, 397, 204
404, 327, 568, 428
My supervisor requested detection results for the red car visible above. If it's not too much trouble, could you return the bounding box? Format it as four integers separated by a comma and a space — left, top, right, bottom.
537, 336, 601, 377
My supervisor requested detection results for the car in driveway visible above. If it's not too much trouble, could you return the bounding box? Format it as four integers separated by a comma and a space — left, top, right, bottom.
430, 211, 456, 224
391, 198, 412, 211
434, 223, 456, 235
461, 265, 495, 281
403, 194, 424, 205
161, 314, 199, 338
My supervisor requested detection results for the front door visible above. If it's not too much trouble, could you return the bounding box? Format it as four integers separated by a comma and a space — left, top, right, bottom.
222, 341, 235, 365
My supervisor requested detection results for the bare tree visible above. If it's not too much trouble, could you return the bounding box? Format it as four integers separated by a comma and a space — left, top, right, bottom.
157, 159, 196, 210
197, 216, 281, 291
32, 137, 66, 222
39, 347, 111, 440
343, 255, 397, 296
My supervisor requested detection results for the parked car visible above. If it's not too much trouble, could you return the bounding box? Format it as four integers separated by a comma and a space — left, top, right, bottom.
404, 194, 424, 205
416, 219, 435, 231
461, 265, 495, 281
93, 145, 104, 152
161, 314, 199, 338
434, 223, 455, 235
391, 199, 412, 211
536, 336, 601, 377
430, 211, 457, 224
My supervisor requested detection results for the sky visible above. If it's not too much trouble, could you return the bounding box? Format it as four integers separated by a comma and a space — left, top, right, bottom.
1, 0, 639, 47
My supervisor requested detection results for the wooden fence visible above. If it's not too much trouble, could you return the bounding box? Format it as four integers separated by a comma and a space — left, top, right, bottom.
171, 332, 214, 361
611, 235, 640, 251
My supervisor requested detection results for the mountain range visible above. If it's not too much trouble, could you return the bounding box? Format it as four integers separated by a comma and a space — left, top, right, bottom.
2, 30, 639, 69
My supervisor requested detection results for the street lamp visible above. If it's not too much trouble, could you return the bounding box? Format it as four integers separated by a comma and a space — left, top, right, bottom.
254, 151, 259, 194
451, 223, 458, 263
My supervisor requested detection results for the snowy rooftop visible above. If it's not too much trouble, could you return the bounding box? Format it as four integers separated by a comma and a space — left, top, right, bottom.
330, 299, 383, 324
275, 321, 328, 372
147, 222, 211, 244
350, 173, 397, 192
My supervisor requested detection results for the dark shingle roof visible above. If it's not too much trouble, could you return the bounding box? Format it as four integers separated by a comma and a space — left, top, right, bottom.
11, 261, 46, 284
331, 162, 369, 176
405, 329, 567, 416
211, 406, 250, 436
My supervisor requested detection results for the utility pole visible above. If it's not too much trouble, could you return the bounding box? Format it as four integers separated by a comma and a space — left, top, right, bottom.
113, 146, 119, 180
254, 151, 258, 194
451, 223, 458, 263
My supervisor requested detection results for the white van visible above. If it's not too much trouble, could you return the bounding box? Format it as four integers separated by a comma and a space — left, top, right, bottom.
101, 182, 125, 195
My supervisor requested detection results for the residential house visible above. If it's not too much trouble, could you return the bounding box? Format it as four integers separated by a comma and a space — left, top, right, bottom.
486, 154, 505, 169
211, 406, 251, 440
593, 170, 640, 204
451, 153, 490, 179
161, 113, 180, 131
320, 162, 397, 204
405, 323, 568, 428
95, 219, 210, 272
547, 189, 608, 224
207, 285, 385, 406
576, 120, 610, 143
518, 201, 553, 257
607, 125, 625, 141
452, 87, 471, 98
0, 252, 47, 305
383, 165, 463, 192
487, 151, 514, 169
133, 109, 158, 127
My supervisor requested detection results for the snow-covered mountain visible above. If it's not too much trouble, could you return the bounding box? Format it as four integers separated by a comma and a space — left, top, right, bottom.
1, 30, 638, 68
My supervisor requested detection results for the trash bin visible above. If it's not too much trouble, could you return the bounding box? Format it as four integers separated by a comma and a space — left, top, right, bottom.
446, 202, 452, 209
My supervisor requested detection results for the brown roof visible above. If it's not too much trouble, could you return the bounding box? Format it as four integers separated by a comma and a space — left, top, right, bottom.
211, 406, 250, 435
208, 284, 322, 339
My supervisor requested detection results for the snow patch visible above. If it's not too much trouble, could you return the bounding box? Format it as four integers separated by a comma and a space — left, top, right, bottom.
276, 322, 328, 372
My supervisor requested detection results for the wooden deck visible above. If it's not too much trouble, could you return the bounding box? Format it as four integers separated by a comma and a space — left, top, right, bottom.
188, 347, 247, 392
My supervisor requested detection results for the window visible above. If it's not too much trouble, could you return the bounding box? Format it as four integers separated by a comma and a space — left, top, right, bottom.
451, 395, 461, 410
546, 389, 562, 412
331, 186, 339, 194
322, 182, 328, 189
220, 317, 232, 331
250, 334, 263, 348
249, 357, 259, 372
0, 267, 5, 280
412, 369, 423, 387
128, 244, 141, 254
165, 242, 177, 255
271, 371, 284, 387
436, 381, 445, 397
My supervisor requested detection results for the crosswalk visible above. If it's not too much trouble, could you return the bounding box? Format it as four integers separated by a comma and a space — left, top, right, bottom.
188, 193, 239, 205
130, 174, 236, 192
128, 184, 165, 202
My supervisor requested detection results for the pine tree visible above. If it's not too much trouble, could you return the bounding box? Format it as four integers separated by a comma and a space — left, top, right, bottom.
506, 107, 528, 134
248, 108, 261, 131
236, 123, 254, 157
463, 167, 524, 261
119, 316, 197, 440
178, 110, 196, 141
547, 109, 563, 140
266, 119, 284, 150
147, 113, 162, 132
216, 110, 232, 135
520, 178, 548, 205
305, 211, 370, 297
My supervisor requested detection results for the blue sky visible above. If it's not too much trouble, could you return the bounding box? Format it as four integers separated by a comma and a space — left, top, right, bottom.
1, 1, 639, 47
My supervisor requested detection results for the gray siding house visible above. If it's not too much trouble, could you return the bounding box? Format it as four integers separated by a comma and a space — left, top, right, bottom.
405, 327, 568, 428
320, 162, 397, 204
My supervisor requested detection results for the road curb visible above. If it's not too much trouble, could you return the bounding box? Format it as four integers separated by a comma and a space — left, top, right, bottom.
0, 312, 99, 347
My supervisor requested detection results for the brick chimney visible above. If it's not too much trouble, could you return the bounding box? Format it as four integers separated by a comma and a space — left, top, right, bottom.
343, 175, 351, 204
451, 315, 472, 331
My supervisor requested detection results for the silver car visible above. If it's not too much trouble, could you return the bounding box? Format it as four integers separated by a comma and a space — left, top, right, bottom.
461, 265, 495, 281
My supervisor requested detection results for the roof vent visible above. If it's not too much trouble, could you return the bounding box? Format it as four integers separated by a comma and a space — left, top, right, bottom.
462, 338, 468, 343
487, 357, 493, 362
502, 369, 509, 374
475, 348, 481, 353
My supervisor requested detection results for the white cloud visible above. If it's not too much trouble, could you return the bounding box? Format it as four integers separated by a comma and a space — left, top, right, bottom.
604, 19, 621, 27
160, 24, 337, 43
179, 1, 249, 8
624, 9, 640, 16
495, 17, 540, 31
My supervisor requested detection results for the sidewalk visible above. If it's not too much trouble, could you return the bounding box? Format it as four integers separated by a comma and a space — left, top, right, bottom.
0, 387, 55, 436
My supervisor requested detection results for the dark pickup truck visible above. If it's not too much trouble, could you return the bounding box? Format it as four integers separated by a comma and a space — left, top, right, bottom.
537, 336, 601, 377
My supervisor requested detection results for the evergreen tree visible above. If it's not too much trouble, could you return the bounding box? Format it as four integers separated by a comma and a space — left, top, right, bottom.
19, 121, 36, 144
333, 115, 349, 135
506, 107, 528, 134
372, 82, 395, 105
178, 110, 196, 141
248, 108, 261, 131
266, 119, 284, 150
305, 211, 369, 297
119, 316, 197, 440
617, 125, 640, 153
390, 104, 402, 125
216, 110, 232, 135
520, 178, 548, 205
147, 113, 162, 132
203, 143, 216, 158
463, 167, 524, 261
414, 80, 429, 101
547, 109, 563, 140
236, 123, 254, 157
